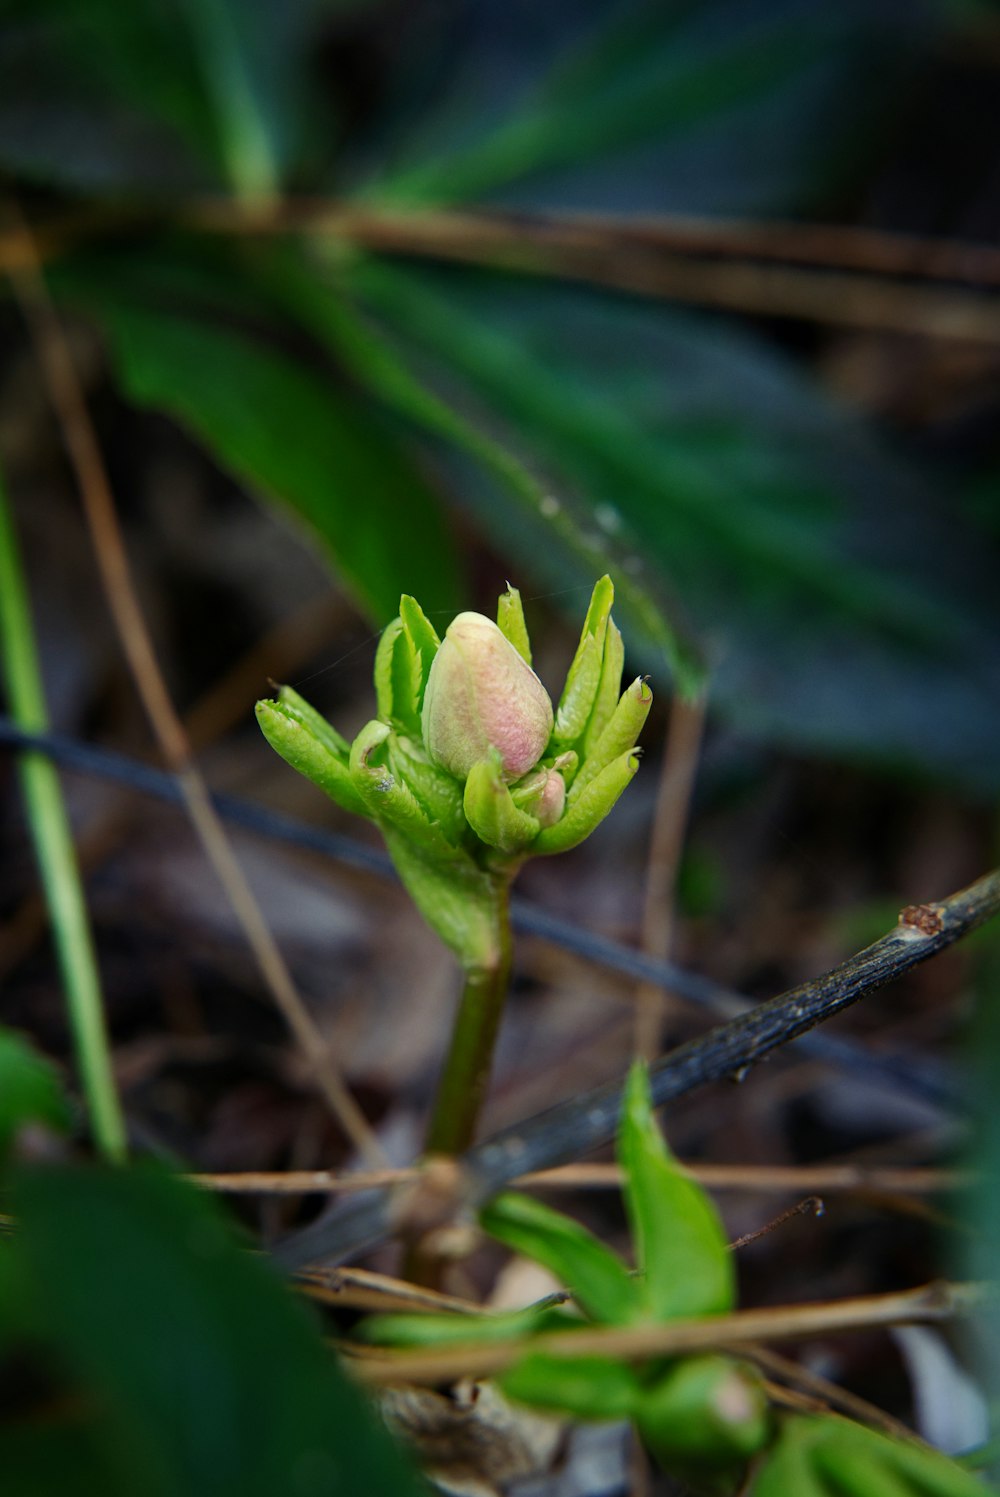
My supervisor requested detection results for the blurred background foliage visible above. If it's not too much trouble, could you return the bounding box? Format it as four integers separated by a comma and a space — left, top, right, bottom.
2, 0, 999, 783
2, 0, 1000, 1492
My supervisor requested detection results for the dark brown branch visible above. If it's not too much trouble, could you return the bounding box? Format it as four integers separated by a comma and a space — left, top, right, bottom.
274, 869, 1000, 1270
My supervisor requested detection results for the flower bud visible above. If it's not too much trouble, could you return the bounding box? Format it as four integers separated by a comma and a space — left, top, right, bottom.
421, 612, 553, 782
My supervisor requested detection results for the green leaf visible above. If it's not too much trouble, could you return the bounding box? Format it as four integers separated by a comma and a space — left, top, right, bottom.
0, 1028, 71, 1158
501, 1352, 642, 1422
359, 1302, 573, 1349
255, 697, 369, 818
339, 261, 1000, 792
0, 0, 321, 193
362, 1, 911, 214
56, 266, 460, 626
399, 595, 442, 708
496, 584, 533, 665
619, 1062, 733, 1321
481, 1191, 640, 1326
635, 1356, 770, 1483
464, 756, 541, 854
571, 677, 653, 800
752, 1416, 996, 1497
9, 1162, 425, 1497
252, 246, 702, 696
532, 750, 640, 857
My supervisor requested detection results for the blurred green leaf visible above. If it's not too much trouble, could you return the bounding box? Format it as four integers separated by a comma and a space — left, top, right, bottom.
260, 244, 703, 694
0, 0, 324, 192
501, 1352, 642, 1421
358, 0, 917, 214
58, 260, 460, 624
330, 259, 1000, 792
620, 1063, 733, 1320
7, 1163, 425, 1497
358, 1302, 574, 1348
751, 1414, 995, 1496
0, 1027, 71, 1158
480, 1191, 640, 1326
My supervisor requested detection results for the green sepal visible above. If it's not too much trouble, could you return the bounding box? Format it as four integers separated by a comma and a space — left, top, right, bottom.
277, 685, 351, 760
399, 594, 440, 708
620, 1062, 734, 1320
349, 720, 452, 855
501, 1352, 643, 1422
358, 1302, 574, 1349
481, 1191, 640, 1326
255, 699, 369, 818
496, 584, 532, 665
571, 677, 652, 800
582, 617, 624, 757
532, 750, 640, 856
635, 1356, 771, 1494
380, 826, 507, 970
464, 755, 541, 853
387, 734, 466, 846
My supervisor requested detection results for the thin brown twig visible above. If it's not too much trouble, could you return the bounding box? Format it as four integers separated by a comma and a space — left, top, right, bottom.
634, 690, 707, 1060
295, 1265, 481, 1317
350, 1281, 988, 1387
190, 1161, 967, 1196
727, 1196, 825, 1251
5, 201, 1000, 342
743, 1345, 923, 1446
5, 200, 386, 1169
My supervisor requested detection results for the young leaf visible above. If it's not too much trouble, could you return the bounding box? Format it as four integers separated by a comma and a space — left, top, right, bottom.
464, 756, 541, 854
752, 1416, 995, 1497
531, 750, 640, 856
635, 1355, 770, 1481
501, 1352, 642, 1422
496, 584, 533, 665
481, 1191, 640, 1326
398, 594, 441, 708
359, 1302, 573, 1349
619, 1062, 734, 1320
255, 699, 368, 819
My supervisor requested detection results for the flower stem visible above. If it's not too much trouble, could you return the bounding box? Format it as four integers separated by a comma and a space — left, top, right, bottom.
424, 879, 513, 1157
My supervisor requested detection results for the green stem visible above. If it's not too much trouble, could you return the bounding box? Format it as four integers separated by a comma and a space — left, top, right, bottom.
0, 481, 127, 1161
424, 878, 513, 1157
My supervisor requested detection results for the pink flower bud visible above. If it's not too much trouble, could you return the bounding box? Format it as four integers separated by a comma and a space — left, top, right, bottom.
422, 612, 553, 782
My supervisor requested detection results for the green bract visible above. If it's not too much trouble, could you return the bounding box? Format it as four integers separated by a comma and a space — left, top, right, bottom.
256, 578, 650, 969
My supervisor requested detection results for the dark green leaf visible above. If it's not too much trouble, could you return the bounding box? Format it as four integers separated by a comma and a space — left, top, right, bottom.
619, 1063, 733, 1320
0, 0, 323, 191
358, 0, 915, 214
481, 1191, 640, 1326
11, 1163, 425, 1497
59, 267, 460, 625
752, 1415, 996, 1497
0, 1026, 71, 1157
334, 260, 1000, 792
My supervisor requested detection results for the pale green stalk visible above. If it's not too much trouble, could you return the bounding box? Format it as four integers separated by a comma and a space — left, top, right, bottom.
0, 479, 126, 1160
